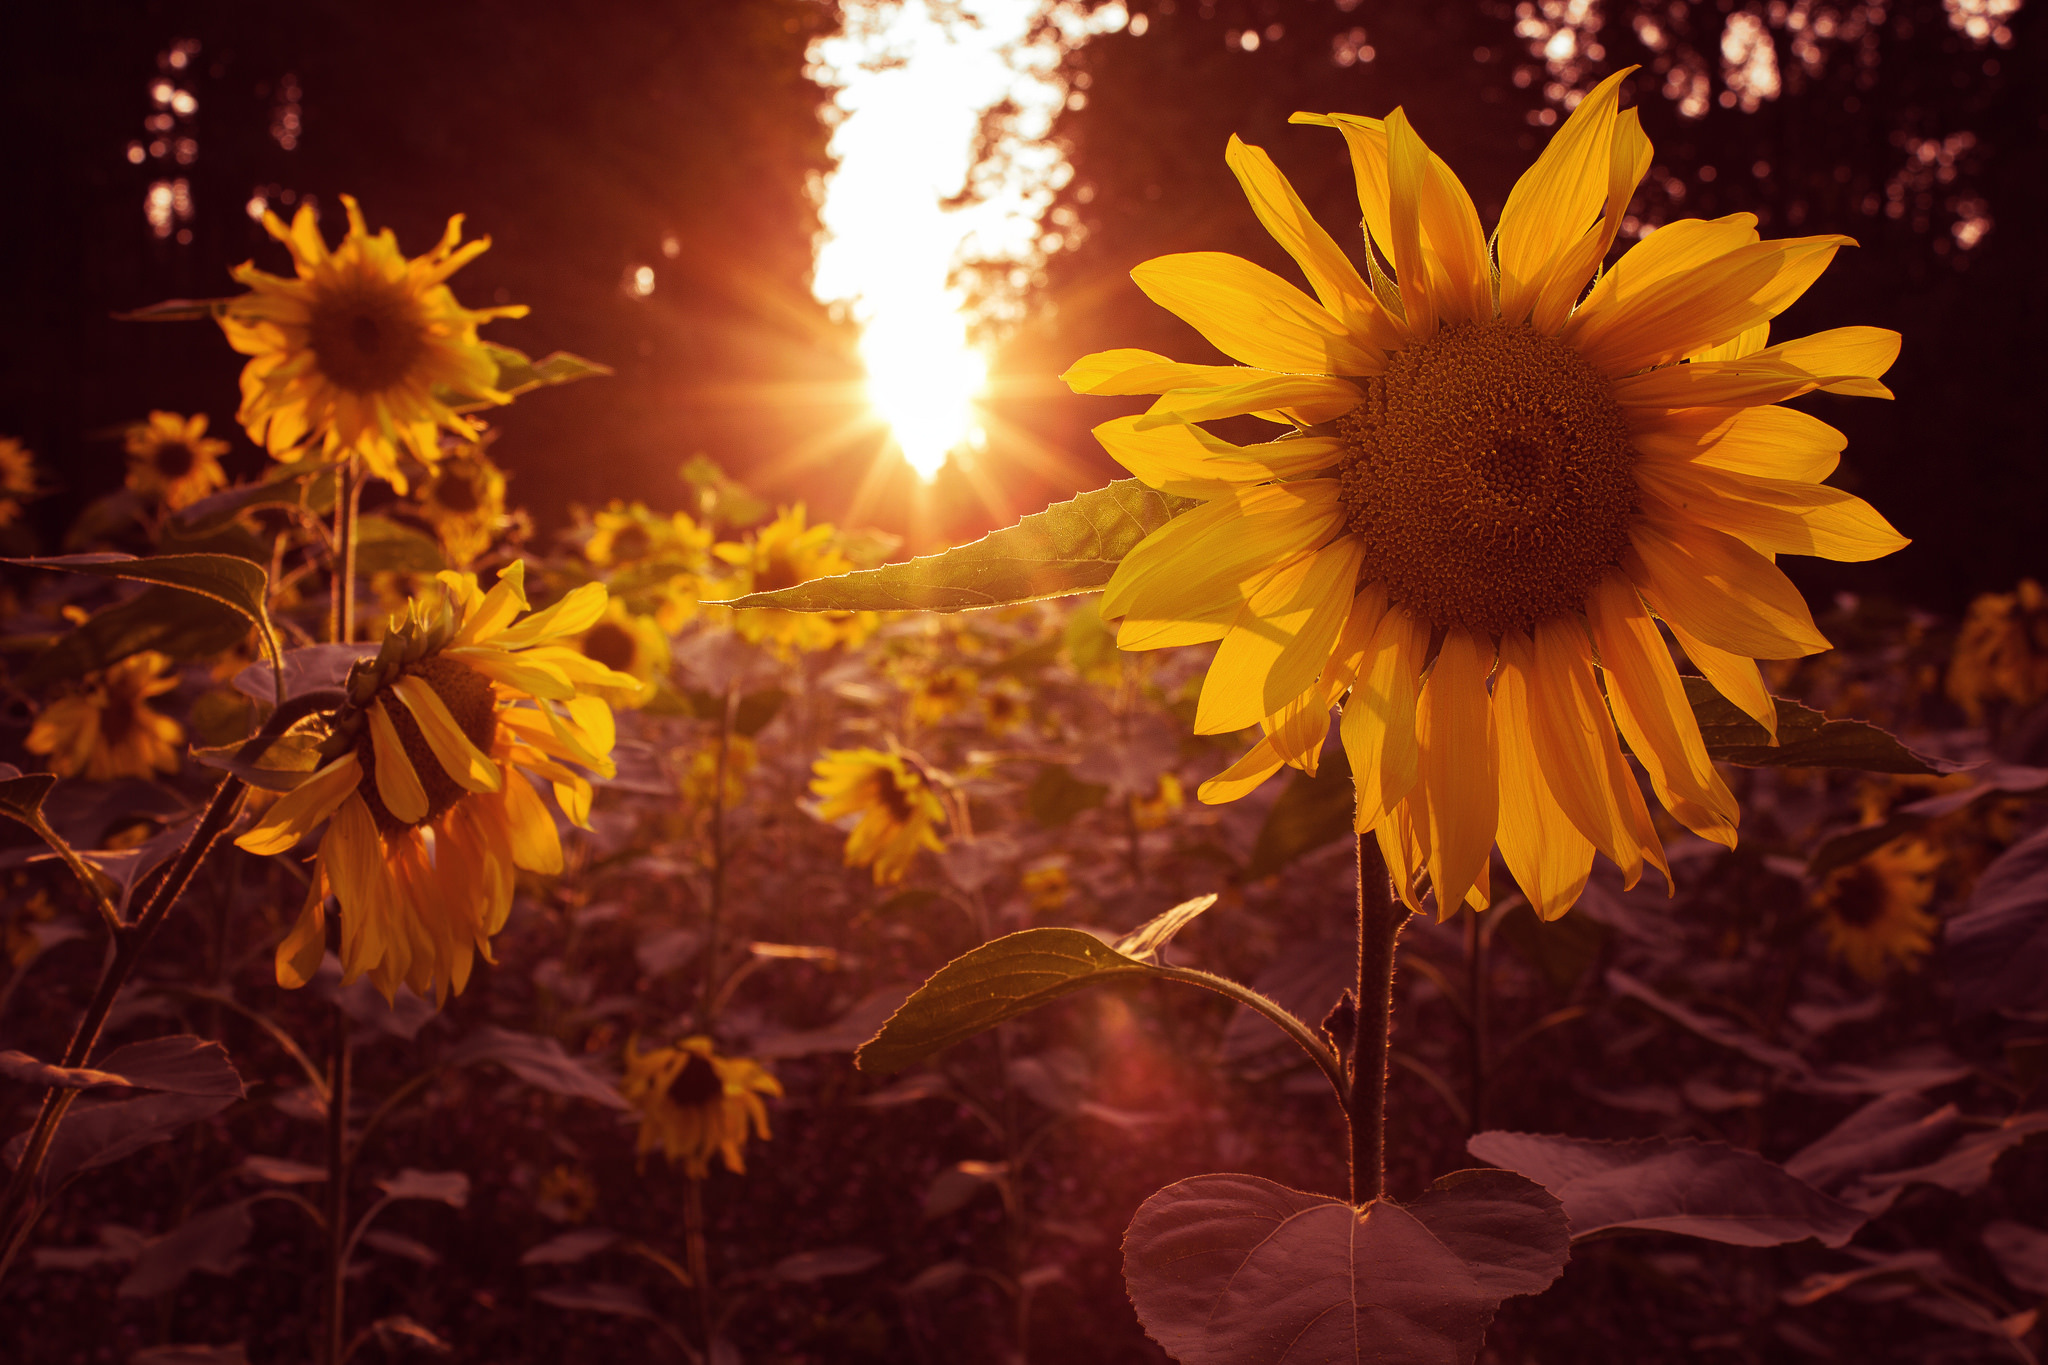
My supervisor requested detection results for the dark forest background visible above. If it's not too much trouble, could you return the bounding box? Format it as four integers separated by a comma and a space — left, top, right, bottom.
4, 0, 2040, 611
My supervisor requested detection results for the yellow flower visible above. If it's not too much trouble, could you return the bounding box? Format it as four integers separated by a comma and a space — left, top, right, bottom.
27, 652, 185, 780
416, 444, 508, 567
904, 664, 977, 727
620, 1036, 781, 1178
1131, 772, 1185, 832
980, 680, 1033, 736
715, 506, 874, 656
582, 500, 710, 571
1069, 71, 1908, 921
218, 195, 525, 491
573, 600, 671, 709
1815, 837, 1944, 980
123, 411, 230, 510
810, 747, 947, 885
1947, 579, 2048, 727
681, 733, 758, 811
235, 561, 637, 1003
0, 437, 37, 527
1022, 861, 1071, 914
535, 1164, 598, 1224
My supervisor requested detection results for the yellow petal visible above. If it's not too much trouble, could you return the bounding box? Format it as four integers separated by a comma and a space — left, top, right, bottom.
452, 560, 528, 646
1196, 535, 1365, 733
1587, 573, 1738, 847
1665, 615, 1778, 740
1132, 251, 1381, 375
1689, 320, 1770, 361
390, 674, 502, 793
1289, 112, 1395, 270
236, 751, 364, 855
1198, 734, 1289, 803
1414, 629, 1499, 914
1342, 604, 1429, 830
1629, 404, 1845, 483
275, 878, 329, 989
1531, 107, 1653, 333
1497, 67, 1632, 324
1225, 135, 1402, 354
503, 774, 564, 874
1062, 348, 1263, 396
445, 646, 578, 700
367, 700, 430, 825
1104, 480, 1344, 635
1374, 798, 1427, 913
320, 795, 386, 978
1626, 503, 1832, 658
1263, 582, 1390, 770
1137, 373, 1362, 428
490, 582, 609, 650
1633, 458, 1909, 562
1092, 417, 1342, 498
1383, 109, 1441, 337
1613, 326, 1900, 409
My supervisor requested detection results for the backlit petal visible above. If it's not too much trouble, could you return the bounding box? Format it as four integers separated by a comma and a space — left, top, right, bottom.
1226, 135, 1401, 353
1414, 629, 1498, 914
391, 674, 502, 793
367, 701, 429, 825
1196, 535, 1365, 732
1341, 604, 1428, 830
1634, 459, 1909, 562
1132, 252, 1381, 375
1492, 644, 1596, 919
1627, 501, 1832, 657
1497, 68, 1632, 324
237, 751, 363, 855
1629, 404, 1845, 483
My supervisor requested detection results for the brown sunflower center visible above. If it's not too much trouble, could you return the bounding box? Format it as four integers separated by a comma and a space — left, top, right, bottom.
872, 770, 917, 824
1826, 865, 1891, 930
669, 1053, 724, 1107
1336, 320, 1637, 637
98, 692, 140, 747
581, 621, 638, 673
432, 470, 482, 514
308, 279, 431, 396
354, 656, 498, 836
155, 443, 196, 480
753, 553, 804, 595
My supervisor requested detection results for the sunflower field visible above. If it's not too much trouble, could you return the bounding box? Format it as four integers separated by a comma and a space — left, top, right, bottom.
5, 3, 2046, 1363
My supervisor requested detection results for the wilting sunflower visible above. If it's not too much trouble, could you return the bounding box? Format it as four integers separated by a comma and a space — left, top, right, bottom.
217, 195, 525, 492
715, 506, 874, 656
810, 746, 947, 885
1067, 71, 1907, 920
416, 443, 508, 567
0, 437, 37, 527
26, 652, 185, 781
1815, 837, 1944, 980
620, 1035, 781, 1178
236, 561, 636, 1003
124, 411, 230, 510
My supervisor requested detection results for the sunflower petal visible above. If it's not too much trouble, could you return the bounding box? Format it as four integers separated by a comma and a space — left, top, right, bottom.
367, 700, 430, 825
1105, 480, 1344, 635
1196, 534, 1365, 733
1634, 459, 1909, 562
502, 774, 564, 874
1136, 373, 1363, 429
1094, 416, 1341, 497
1290, 112, 1395, 265
237, 751, 364, 855
390, 674, 502, 793
275, 878, 329, 989
1627, 501, 1832, 657
1497, 67, 1632, 324
1062, 349, 1262, 395
1226, 135, 1401, 353
1342, 604, 1429, 831
1666, 615, 1777, 739
1629, 404, 1845, 483
1198, 734, 1290, 803
1531, 107, 1654, 333
1414, 629, 1499, 915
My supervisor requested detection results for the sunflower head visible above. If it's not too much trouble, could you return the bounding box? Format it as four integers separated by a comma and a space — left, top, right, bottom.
1947, 578, 2048, 728
715, 506, 872, 656
237, 561, 639, 1003
810, 746, 948, 885
1815, 837, 1944, 980
218, 195, 527, 492
124, 411, 231, 511
417, 444, 508, 567
1068, 70, 1908, 922
0, 437, 38, 527
572, 600, 671, 709
620, 1036, 781, 1178
26, 651, 185, 781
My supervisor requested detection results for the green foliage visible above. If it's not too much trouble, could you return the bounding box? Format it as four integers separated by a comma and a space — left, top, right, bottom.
1686, 678, 1949, 775
1026, 763, 1108, 827
722, 479, 1196, 612
351, 515, 446, 575
467, 343, 613, 411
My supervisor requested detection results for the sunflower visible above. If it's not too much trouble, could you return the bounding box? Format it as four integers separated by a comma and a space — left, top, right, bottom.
1066, 71, 1907, 920
1131, 772, 1186, 832
27, 651, 185, 781
416, 443, 508, 567
620, 1036, 781, 1178
810, 747, 947, 885
715, 506, 874, 656
236, 561, 636, 1003
572, 599, 671, 709
217, 195, 526, 492
123, 411, 230, 510
1947, 578, 2048, 728
0, 437, 37, 527
1815, 837, 1944, 980
902, 664, 978, 727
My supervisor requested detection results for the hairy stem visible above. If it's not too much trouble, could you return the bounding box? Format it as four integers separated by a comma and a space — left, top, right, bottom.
1349, 835, 1404, 1206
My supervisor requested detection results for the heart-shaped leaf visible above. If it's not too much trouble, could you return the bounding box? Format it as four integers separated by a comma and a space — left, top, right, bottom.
1466, 1131, 1866, 1248
1684, 678, 1951, 775
1123, 1169, 1568, 1365
720, 479, 1195, 612
856, 928, 1153, 1074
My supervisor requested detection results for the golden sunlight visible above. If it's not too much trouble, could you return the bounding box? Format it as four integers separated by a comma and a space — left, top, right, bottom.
809, 0, 1126, 482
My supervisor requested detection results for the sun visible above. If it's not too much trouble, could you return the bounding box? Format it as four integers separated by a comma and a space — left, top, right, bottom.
860, 309, 988, 482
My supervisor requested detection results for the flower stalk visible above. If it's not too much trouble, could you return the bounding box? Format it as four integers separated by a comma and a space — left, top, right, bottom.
1349, 835, 1404, 1206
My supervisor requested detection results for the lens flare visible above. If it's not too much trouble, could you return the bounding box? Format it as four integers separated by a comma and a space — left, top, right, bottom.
809, 0, 1128, 482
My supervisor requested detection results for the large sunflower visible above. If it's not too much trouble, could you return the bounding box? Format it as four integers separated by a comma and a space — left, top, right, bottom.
218, 195, 526, 492
1067, 71, 1907, 920
236, 561, 636, 1003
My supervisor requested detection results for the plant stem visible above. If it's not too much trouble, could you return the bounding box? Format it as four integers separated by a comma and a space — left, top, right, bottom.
332, 455, 360, 645
695, 683, 737, 1036
322, 1005, 352, 1365
684, 1175, 713, 1353
1348, 835, 1404, 1206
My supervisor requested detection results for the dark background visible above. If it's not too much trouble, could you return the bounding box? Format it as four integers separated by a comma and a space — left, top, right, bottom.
4, 0, 2040, 610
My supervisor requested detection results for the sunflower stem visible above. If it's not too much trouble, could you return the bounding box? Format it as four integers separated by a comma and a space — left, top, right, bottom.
332, 453, 361, 644
1349, 835, 1405, 1206
0, 691, 337, 1285
322, 1004, 352, 1365
683, 1174, 713, 1352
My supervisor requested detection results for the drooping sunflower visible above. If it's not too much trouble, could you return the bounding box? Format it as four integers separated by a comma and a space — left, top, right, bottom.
416, 443, 508, 567
1815, 837, 1944, 980
620, 1035, 782, 1178
1067, 71, 1908, 920
810, 747, 947, 885
123, 411, 230, 510
26, 651, 185, 781
0, 437, 37, 527
217, 195, 526, 492
715, 506, 874, 656
236, 561, 636, 1003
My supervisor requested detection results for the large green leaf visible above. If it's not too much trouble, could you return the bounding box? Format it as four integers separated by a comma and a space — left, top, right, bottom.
1685, 679, 1951, 775
461, 343, 612, 412
18, 587, 252, 691
722, 480, 1197, 613
172, 461, 339, 537
9, 554, 284, 699
856, 928, 1156, 1074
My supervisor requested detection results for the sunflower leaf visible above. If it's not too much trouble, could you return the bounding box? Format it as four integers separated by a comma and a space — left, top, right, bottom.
719, 480, 1198, 613
1685, 679, 1953, 775
172, 461, 340, 537
6, 553, 285, 703
470, 343, 614, 410
113, 296, 234, 322
855, 928, 1155, 1074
